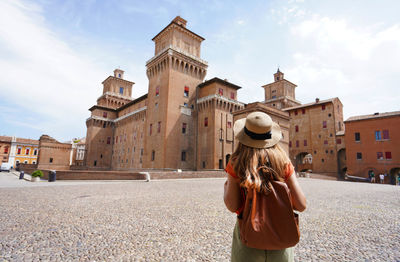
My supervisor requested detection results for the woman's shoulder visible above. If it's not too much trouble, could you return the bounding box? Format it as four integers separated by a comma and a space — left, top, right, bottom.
225, 160, 239, 178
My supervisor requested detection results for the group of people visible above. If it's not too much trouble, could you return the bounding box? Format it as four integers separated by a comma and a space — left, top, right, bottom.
369, 171, 387, 184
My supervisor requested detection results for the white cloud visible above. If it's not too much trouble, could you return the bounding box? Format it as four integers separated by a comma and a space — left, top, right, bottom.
286, 15, 400, 119
0, 0, 107, 141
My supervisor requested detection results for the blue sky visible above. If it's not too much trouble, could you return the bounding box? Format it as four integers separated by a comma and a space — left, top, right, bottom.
1, 0, 399, 142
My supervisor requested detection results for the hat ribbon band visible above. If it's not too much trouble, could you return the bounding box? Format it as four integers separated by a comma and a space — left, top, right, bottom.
244, 127, 272, 140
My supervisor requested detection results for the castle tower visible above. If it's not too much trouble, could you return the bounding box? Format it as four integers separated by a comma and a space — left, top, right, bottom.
144, 16, 208, 169
84, 69, 134, 168
262, 69, 301, 109
97, 69, 134, 109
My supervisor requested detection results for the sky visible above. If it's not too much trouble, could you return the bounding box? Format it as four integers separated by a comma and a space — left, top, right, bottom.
0, 0, 399, 142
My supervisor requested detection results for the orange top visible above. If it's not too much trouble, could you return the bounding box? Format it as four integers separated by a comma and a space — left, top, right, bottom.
224, 161, 294, 214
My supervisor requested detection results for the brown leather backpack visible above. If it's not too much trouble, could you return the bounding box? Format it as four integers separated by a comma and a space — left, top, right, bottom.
238, 180, 300, 250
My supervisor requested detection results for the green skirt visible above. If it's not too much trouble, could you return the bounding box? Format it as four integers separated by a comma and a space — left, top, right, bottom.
231, 220, 294, 262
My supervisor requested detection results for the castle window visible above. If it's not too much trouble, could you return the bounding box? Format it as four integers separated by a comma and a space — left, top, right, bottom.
4, 147, 8, 154
181, 151, 186, 161
227, 121, 232, 128
107, 137, 111, 144
119, 87, 124, 95
382, 130, 389, 140
272, 90, 276, 93
118, 73, 121, 78
296, 140, 299, 147
324, 140, 328, 145
289, 141, 292, 148
184, 86, 189, 97
150, 124, 153, 135
50, 158, 53, 163
336, 138, 342, 144
103, 112, 107, 118
272, 95, 276, 99
103, 122, 106, 128
182, 123, 187, 134
385, 152, 392, 160
219, 88, 223, 96
375, 131, 381, 141
303, 140, 307, 146
204, 117, 208, 127
17, 147, 21, 155
230, 92, 235, 99
151, 150, 155, 161
323, 121, 327, 128
377, 152, 384, 160
158, 122, 161, 133
295, 125, 299, 132
24, 160, 28, 164
94, 160, 96, 166
155, 102, 158, 108
302, 109, 305, 114
322, 104, 326, 110
156, 86, 159, 96
184, 102, 188, 107
294, 110, 298, 116
355, 132, 360, 142
321, 158, 324, 163
100, 154, 103, 159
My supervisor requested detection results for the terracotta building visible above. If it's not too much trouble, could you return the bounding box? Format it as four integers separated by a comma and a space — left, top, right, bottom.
344, 111, 400, 184
283, 98, 344, 177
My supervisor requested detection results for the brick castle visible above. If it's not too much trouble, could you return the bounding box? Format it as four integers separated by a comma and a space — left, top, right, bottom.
83, 16, 346, 177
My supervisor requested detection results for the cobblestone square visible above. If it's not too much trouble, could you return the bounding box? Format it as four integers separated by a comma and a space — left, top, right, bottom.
0, 174, 399, 261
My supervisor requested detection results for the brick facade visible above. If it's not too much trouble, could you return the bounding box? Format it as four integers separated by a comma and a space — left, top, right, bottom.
344, 112, 400, 184
283, 98, 344, 177
37, 135, 72, 170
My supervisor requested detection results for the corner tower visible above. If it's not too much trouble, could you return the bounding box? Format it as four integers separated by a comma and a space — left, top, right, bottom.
144, 16, 208, 169
262, 69, 301, 109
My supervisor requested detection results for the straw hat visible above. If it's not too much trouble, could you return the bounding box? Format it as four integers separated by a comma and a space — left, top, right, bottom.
234, 111, 282, 149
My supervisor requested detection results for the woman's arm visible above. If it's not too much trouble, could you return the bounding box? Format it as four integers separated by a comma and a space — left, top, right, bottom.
286, 173, 307, 212
223, 174, 243, 213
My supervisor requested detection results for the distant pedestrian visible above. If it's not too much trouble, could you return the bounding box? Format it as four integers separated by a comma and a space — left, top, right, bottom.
397, 174, 400, 186
379, 173, 384, 184
224, 112, 306, 262
370, 171, 375, 183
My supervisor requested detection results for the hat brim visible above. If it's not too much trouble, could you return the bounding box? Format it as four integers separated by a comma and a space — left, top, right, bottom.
234, 118, 282, 149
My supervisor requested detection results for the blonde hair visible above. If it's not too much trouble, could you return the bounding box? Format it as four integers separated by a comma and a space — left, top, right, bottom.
231, 142, 291, 194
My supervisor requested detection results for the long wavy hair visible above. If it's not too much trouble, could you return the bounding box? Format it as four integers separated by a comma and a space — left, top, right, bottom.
231, 142, 290, 194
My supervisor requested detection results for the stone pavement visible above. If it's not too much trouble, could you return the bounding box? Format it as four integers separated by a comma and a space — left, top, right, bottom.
0, 172, 399, 261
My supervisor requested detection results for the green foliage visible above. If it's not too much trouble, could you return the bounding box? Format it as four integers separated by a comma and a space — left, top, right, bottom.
31, 170, 44, 177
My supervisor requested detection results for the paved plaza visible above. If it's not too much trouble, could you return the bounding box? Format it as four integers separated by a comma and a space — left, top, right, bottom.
0, 172, 399, 262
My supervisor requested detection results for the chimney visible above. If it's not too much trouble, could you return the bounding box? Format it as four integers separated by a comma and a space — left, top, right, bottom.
315, 98, 320, 103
